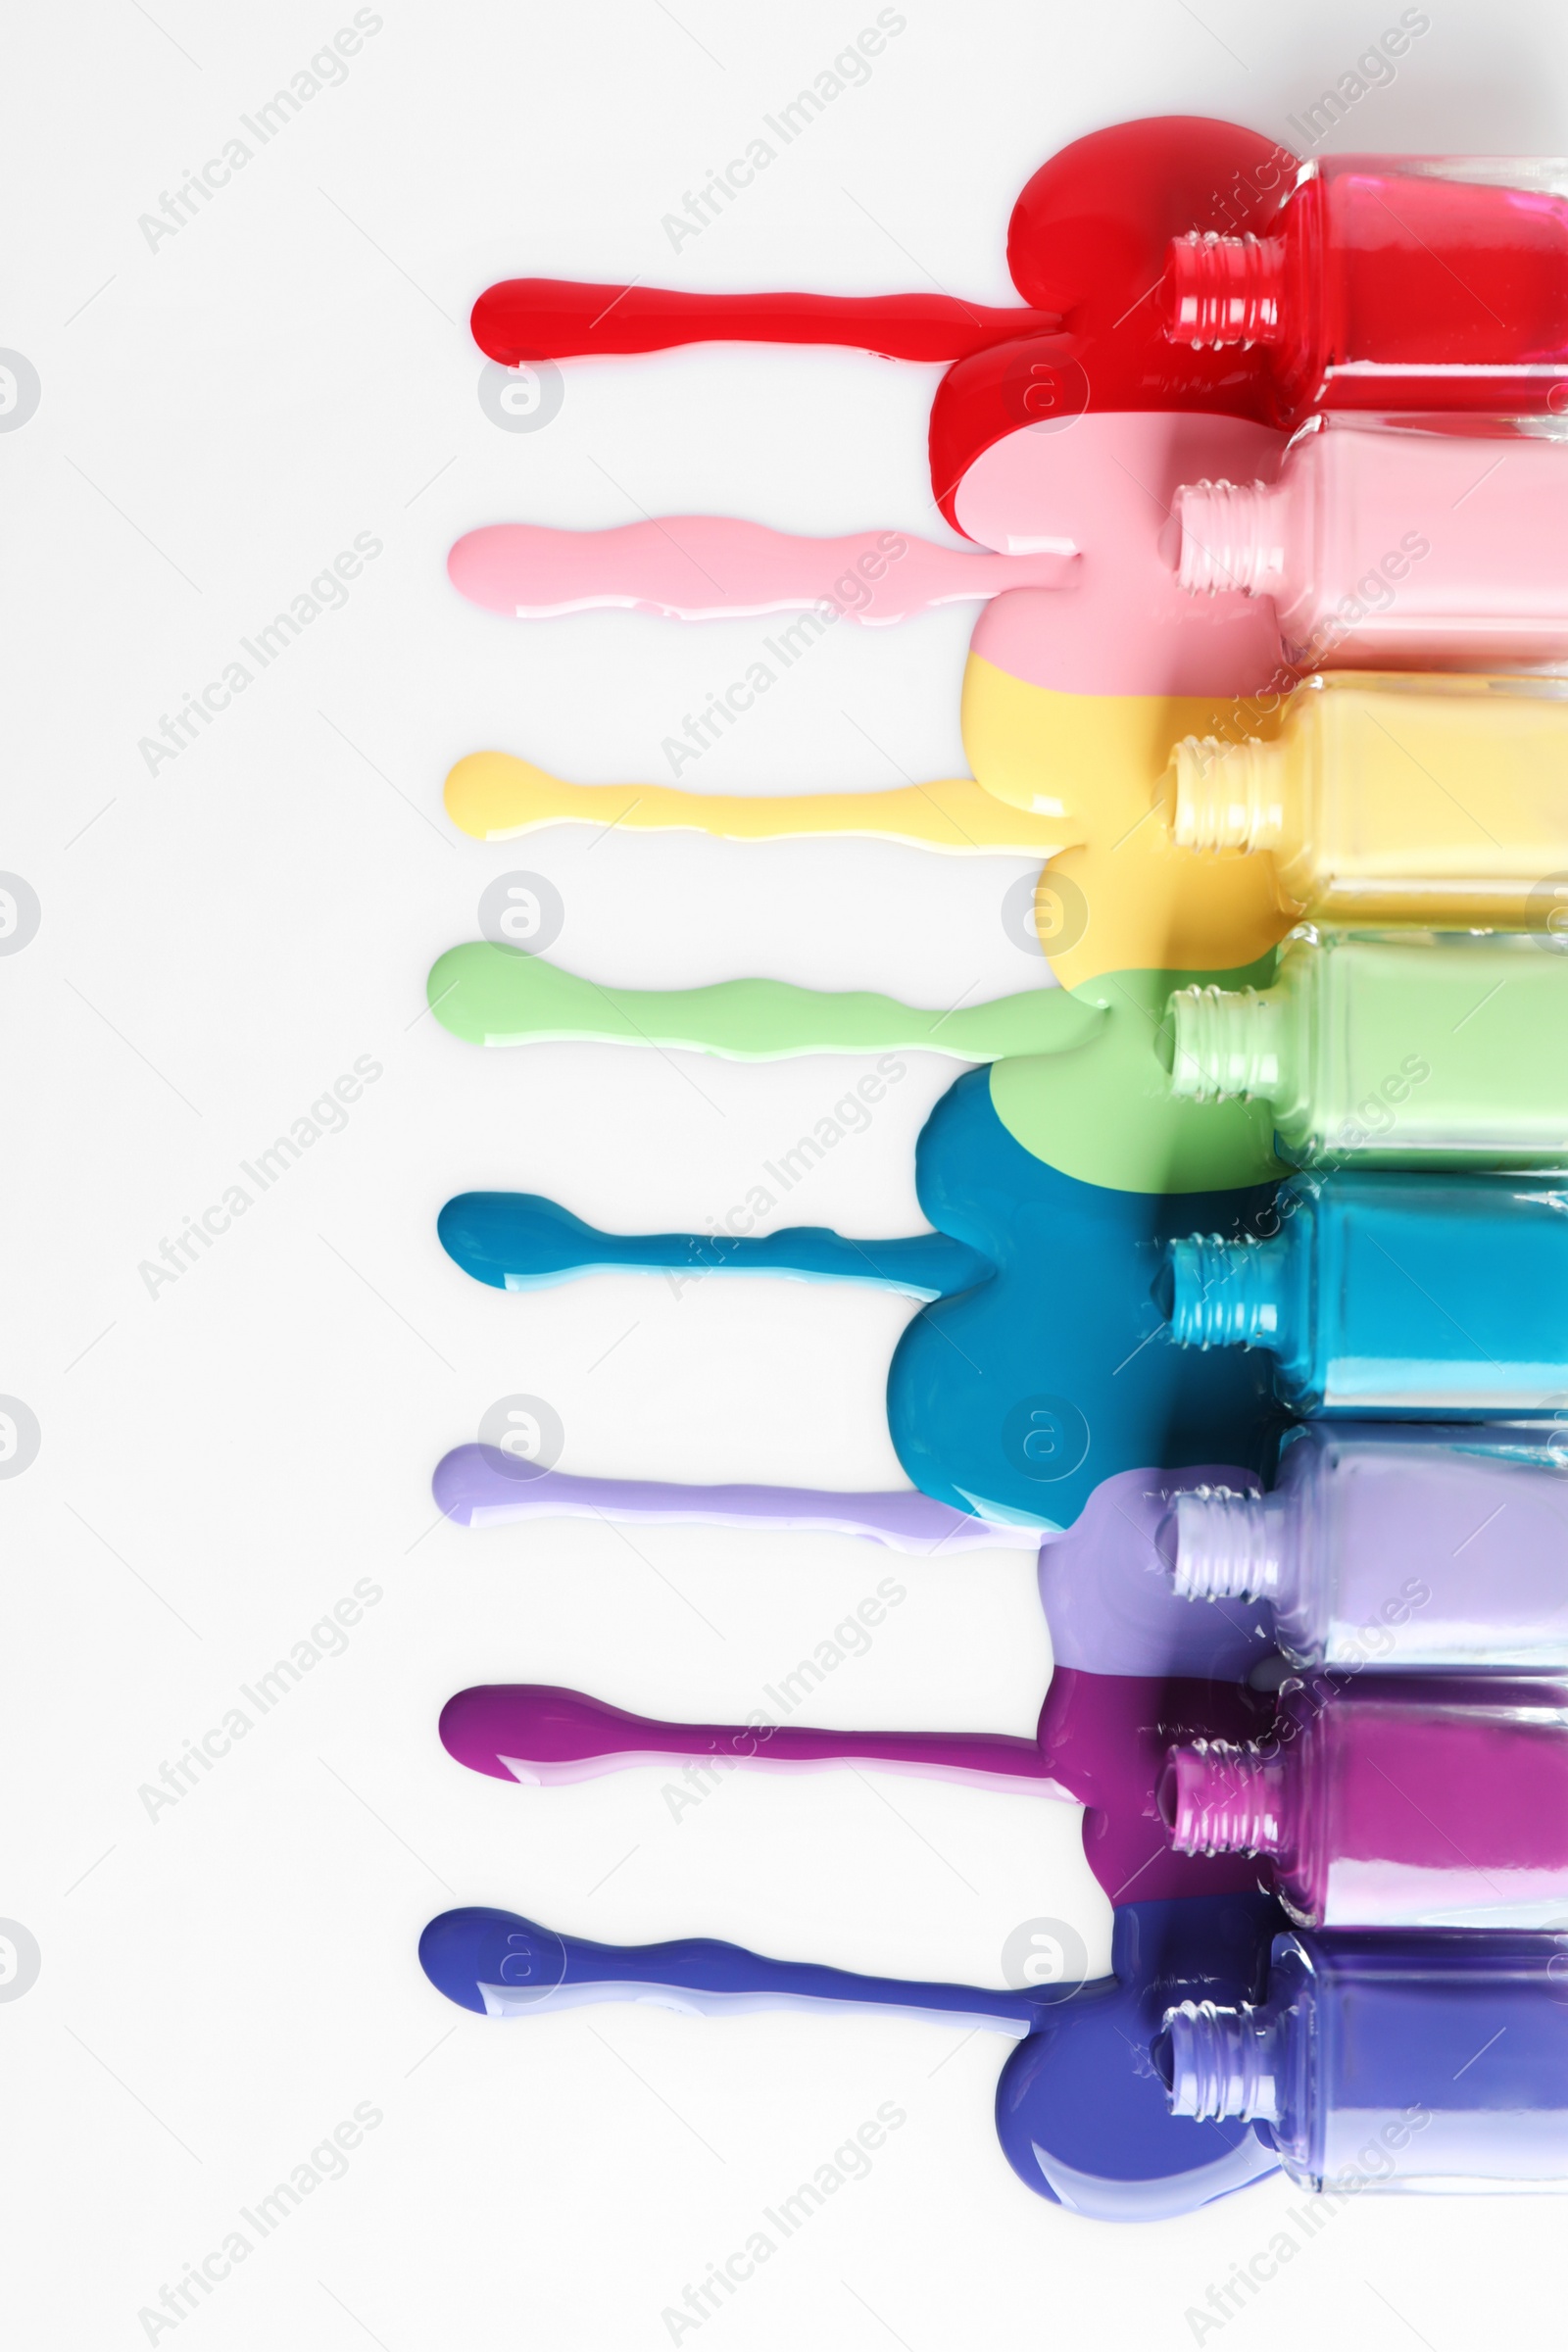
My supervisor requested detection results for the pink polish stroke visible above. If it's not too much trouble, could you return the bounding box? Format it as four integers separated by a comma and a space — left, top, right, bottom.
437, 1675, 1273, 1906
440, 1684, 1058, 1792
446, 517, 1076, 625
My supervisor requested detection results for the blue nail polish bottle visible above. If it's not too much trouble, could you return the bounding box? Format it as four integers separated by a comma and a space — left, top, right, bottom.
1166, 1171, 1568, 1413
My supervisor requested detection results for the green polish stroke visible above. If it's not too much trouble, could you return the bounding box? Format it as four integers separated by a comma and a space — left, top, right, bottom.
424, 941, 1286, 1197
426, 943, 1104, 1062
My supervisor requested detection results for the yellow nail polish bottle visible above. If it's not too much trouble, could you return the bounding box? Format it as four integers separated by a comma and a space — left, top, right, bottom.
1167, 673, 1568, 931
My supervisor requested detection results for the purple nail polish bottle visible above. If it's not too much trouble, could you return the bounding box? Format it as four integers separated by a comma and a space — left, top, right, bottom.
1168, 1422, 1568, 1672
1162, 1681, 1568, 1928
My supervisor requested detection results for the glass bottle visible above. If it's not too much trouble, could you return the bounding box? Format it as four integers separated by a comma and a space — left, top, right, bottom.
1172, 416, 1568, 668
1160, 154, 1568, 425
1161, 1681, 1568, 1927
1170, 1422, 1568, 1672
1162, 1928, 1568, 2190
1166, 932, 1568, 1168
1166, 672, 1568, 931
1163, 1170, 1568, 1413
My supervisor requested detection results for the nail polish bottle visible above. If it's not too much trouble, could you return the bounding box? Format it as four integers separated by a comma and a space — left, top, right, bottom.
1164, 1170, 1568, 1414
1162, 1681, 1568, 1927
1166, 672, 1568, 932
1173, 416, 1568, 667
1162, 1927, 1568, 2190
1160, 156, 1568, 424
1166, 933, 1568, 1168
1170, 1422, 1568, 1672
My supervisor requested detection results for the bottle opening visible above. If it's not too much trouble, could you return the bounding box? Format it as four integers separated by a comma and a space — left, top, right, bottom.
1162, 1998, 1281, 2124
1172, 1488, 1280, 1601
1168, 735, 1276, 856
1162, 231, 1286, 349
1165, 1235, 1284, 1350
1174, 479, 1283, 599
1161, 1740, 1284, 1856
1167, 983, 1283, 1103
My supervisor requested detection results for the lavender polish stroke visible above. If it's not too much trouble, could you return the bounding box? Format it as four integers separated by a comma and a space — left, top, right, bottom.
432, 1452, 1275, 1682
431, 1452, 1008, 1549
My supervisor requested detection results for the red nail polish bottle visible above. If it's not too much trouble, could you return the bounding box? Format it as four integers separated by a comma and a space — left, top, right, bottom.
1163, 156, 1568, 424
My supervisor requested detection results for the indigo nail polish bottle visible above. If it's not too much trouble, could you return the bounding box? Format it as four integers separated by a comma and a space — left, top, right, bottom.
1162, 1929, 1568, 2190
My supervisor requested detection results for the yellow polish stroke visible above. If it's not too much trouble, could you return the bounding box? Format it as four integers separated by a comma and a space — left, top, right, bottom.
444, 753, 1065, 856
442, 658, 1295, 991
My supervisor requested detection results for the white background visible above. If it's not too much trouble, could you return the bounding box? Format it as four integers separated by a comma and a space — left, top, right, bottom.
6, 1, 1566, 2343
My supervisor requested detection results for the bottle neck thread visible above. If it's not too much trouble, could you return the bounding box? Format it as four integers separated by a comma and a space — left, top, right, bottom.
1169, 734, 1284, 855
1166, 1235, 1288, 1350
1171, 1488, 1283, 1601
1161, 1740, 1288, 1858
1167, 984, 1285, 1103
1162, 231, 1287, 348
1162, 1999, 1281, 2125
1175, 479, 1283, 598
